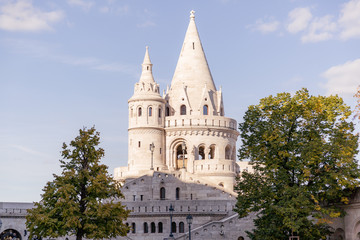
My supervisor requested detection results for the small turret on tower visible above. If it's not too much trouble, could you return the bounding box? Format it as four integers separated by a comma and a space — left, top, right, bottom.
128, 47, 166, 174
132, 46, 160, 96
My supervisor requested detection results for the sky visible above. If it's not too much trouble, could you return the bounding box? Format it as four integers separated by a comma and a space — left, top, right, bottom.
1, 0, 360, 202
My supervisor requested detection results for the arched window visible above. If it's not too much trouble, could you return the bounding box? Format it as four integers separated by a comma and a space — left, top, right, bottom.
132, 223, 136, 233
220, 107, 224, 116
198, 146, 205, 160
158, 108, 162, 118
176, 187, 180, 200
151, 222, 156, 233
126, 223, 130, 233
158, 222, 163, 233
179, 222, 185, 233
160, 187, 166, 200
203, 105, 208, 115
166, 107, 170, 116
130, 108, 133, 117
225, 145, 231, 159
149, 107, 152, 116
138, 107, 142, 117
209, 145, 215, 159
172, 222, 177, 233
180, 105, 186, 115
143, 222, 148, 233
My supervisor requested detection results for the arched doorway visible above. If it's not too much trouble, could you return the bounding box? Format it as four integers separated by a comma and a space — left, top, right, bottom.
176, 143, 187, 169
0, 229, 22, 240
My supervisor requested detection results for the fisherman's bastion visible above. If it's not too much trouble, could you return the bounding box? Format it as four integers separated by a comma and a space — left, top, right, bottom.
1, 11, 360, 240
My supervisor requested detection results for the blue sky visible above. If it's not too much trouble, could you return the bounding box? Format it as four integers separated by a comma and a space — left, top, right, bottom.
1, 0, 359, 202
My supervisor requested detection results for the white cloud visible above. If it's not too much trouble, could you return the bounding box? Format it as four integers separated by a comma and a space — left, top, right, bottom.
287, 7, 312, 33
322, 58, 360, 97
0, 0, 63, 32
67, 0, 94, 10
3, 38, 137, 75
301, 15, 337, 43
251, 0, 360, 43
339, 0, 360, 40
248, 17, 280, 34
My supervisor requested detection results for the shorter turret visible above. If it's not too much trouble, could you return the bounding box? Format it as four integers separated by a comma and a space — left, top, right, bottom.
127, 47, 166, 174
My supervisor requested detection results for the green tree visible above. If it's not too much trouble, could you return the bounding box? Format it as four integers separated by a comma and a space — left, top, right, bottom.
234, 88, 359, 240
26, 127, 130, 240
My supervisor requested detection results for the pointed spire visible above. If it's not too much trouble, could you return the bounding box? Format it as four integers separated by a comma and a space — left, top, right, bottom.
168, 10, 217, 113
139, 46, 155, 83
143, 46, 152, 65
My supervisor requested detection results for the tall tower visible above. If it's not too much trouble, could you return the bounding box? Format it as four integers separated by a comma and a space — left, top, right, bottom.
164, 11, 239, 191
128, 47, 166, 175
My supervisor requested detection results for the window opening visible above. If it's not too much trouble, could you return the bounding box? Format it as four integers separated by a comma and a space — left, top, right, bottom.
166, 107, 170, 116
151, 222, 156, 233
172, 222, 177, 233
160, 187, 166, 200
192, 42, 195, 49
176, 187, 180, 200
158, 108, 162, 117
132, 223, 136, 233
149, 107, 152, 116
138, 107, 142, 116
179, 222, 185, 233
209, 145, 215, 159
144, 222, 148, 233
199, 146, 205, 160
138, 141, 141, 148
203, 105, 208, 115
158, 222, 163, 233
140, 195, 143, 201
180, 105, 186, 115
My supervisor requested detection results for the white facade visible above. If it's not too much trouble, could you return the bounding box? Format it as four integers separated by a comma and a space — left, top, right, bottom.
112, 10, 255, 240
114, 11, 251, 194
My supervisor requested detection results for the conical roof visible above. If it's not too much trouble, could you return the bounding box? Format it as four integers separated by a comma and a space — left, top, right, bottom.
168, 11, 217, 114
139, 46, 155, 84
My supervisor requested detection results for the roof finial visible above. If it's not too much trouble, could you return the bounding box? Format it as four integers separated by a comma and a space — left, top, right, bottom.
190, 10, 195, 19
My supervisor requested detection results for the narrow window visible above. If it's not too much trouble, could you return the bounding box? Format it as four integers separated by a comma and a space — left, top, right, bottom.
126, 223, 130, 233
172, 222, 177, 233
132, 223, 136, 233
180, 105, 186, 115
209, 145, 215, 159
158, 222, 163, 233
199, 146, 205, 160
158, 108, 162, 117
147, 66, 149, 70
191, 193, 193, 200
133, 195, 136, 201
166, 107, 170, 116
138, 107, 142, 116
149, 107, 152, 116
140, 195, 143, 201
144, 222, 148, 233
160, 187, 166, 200
176, 187, 180, 200
192, 42, 195, 49
179, 222, 185, 233
151, 222, 156, 233
160, 148, 162, 154
203, 105, 208, 115
138, 141, 141, 148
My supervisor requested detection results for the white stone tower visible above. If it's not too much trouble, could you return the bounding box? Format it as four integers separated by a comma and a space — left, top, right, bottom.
127, 47, 167, 175
114, 11, 248, 193
163, 10, 239, 192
